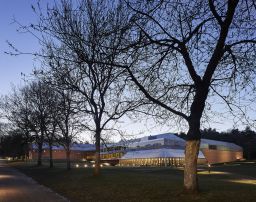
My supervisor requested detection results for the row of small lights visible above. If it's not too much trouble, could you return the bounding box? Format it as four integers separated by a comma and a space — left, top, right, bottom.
75, 164, 104, 168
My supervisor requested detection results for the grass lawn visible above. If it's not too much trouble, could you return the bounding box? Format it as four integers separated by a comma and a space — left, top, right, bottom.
10, 161, 256, 202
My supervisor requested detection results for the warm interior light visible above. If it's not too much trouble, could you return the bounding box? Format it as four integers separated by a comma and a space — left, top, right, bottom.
198, 171, 230, 175
229, 179, 256, 185
0, 175, 14, 179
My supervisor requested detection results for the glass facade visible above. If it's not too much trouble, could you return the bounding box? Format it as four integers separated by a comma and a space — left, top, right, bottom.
119, 157, 206, 167
119, 157, 186, 167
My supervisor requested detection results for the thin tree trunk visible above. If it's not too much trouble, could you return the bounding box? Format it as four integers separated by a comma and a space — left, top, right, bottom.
25, 148, 29, 162
93, 130, 101, 176
37, 143, 43, 166
38, 125, 45, 166
183, 139, 200, 194
49, 144, 53, 168
66, 149, 71, 170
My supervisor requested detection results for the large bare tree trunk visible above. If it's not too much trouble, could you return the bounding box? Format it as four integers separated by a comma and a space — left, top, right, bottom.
182, 4, 239, 192
183, 86, 206, 193
184, 139, 200, 194
93, 130, 101, 176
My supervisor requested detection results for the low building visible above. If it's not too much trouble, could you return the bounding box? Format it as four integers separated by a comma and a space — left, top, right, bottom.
120, 148, 206, 166
29, 133, 244, 166
29, 143, 95, 161
118, 133, 243, 166
200, 139, 243, 164
119, 133, 206, 166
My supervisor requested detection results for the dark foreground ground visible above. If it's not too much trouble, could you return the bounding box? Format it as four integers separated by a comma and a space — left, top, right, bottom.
0, 160, 68, 202
8, 160, 256, 202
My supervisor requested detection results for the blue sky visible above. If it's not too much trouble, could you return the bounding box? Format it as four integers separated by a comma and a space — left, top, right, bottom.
0, 0, 252, 135
0, 0, 41, 95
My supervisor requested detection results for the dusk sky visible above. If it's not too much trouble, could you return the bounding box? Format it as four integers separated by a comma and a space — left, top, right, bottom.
0, 0, 42, 95
0, 1, 253, 135
0, 1, 173, 139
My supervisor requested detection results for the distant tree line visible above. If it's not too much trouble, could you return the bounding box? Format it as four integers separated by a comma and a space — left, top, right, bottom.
0, 128, 29, 160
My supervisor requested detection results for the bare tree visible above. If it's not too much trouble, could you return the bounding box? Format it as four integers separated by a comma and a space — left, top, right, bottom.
117, 0, 256, 193
55, 89, 80, 170
43, 87, 60, 168
0, 86, 36, 159
21, 80, 59, 166
29, 0, 142, 176
1, 75, 81, 168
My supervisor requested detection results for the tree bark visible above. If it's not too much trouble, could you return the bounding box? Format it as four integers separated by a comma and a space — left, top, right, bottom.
183, 84, 208, 193
184, 139, 201, 194
93, 130, 101, 176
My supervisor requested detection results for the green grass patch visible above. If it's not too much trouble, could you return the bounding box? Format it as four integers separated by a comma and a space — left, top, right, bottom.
10, 161, 256, 202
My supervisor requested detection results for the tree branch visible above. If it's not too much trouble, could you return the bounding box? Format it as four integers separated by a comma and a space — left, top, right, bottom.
208, 0, 223, 25
125, 66, 189, 121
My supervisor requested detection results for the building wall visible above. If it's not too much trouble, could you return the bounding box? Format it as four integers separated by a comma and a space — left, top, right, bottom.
201, 149, 243, 164
29, 149, 95, 161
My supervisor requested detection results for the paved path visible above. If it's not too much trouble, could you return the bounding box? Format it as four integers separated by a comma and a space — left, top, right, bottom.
0, 160, 69, 202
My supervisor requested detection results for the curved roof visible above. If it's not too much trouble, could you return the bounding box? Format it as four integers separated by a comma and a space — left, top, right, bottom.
200, 139, 242, 151
129, 133, 185, 148
140, 133, 184, 141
